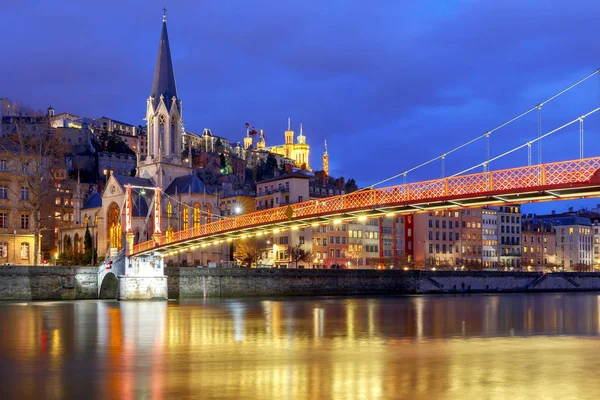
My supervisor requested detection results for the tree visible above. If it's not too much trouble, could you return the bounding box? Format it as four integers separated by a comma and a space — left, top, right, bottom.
345, 178, 358, 193
287, 243, 313, 268
347, 244, 365, 268
2, 108, 67, 266
82, 224, 95, 265
234, 237, 263, 267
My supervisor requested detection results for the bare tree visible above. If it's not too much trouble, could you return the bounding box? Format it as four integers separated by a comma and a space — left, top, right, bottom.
234, 237, 263, 267
346, 244, 365, 268
1, 108, 66, 265
287, 243, 313, 268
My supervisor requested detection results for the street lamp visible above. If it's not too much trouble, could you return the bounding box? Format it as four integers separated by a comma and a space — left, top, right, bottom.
235, 206, 242, 215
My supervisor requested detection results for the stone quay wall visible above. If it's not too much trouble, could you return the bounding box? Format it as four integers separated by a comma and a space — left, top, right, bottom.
2, 266, 600, 301
166, 267, 600, 299
0, 266, 98, 300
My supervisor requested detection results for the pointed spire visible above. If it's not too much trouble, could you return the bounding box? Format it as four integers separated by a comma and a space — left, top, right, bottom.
151, 11, 178, 112
324, 139, 328, 155
287, 118, 290, 131
299, 123, 303, 136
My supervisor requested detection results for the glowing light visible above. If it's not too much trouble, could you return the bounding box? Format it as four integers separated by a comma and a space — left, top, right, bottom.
333, 219, 342, 225
241, 235, 247, 239
273, 229, 280, 234
311, 222, 319, 227
235, 206, 242, 214
201, 243, 207, 248
385, 212, 395, 217
257, 232, 263, 236
357, 216, 367, 222
226, 238, 233, 242
403, 267, 408, 271
291, 226, 299, 231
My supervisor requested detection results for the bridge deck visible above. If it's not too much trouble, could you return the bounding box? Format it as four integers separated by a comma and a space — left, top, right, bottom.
132, 157, 600, 256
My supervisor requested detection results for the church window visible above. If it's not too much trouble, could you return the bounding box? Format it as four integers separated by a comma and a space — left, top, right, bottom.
159, 114, 166, 152
193, 203, 201, 228
170, 121, 176, 154
182, 204, 189, 230
167, 202, 173, 217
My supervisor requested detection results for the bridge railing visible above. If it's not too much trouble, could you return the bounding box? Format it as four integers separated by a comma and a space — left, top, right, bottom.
131, 157, 600, 255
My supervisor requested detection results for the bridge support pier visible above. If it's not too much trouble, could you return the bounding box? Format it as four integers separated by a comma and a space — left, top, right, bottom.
117, 254, 168, 300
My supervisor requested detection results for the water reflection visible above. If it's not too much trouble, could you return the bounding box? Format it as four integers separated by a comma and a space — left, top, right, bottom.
0, 294, 600, 399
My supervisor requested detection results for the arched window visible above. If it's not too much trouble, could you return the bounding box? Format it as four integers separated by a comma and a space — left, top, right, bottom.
106, 202, 122, 250
167, 202, 173, 217
170, 120, 176, 154
182, 204, 189, 230
94, 212, 98, 226
159, 114, 166, 152
206, 203, 211, 224
193, 203, 201, 228
84, 214, 89, 226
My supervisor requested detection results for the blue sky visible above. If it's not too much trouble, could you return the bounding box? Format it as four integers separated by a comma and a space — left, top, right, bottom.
2, 0, 600, 215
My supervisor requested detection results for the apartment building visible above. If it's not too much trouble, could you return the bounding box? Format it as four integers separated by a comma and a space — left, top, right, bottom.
521, 219, 557, 270
496, 206, 522, 269
482, 208, 499, 267
532, 212, 593, 269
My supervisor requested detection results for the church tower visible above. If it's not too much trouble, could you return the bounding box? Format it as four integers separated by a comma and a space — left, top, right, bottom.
294, 123, 310, 169
284, 118, 294, 159
322, 140, 329, 176
138, 11, 190, 186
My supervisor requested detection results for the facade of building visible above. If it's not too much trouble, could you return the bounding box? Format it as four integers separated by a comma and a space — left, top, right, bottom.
521, 219, 557, 270
531, 213, 593, 269
482, 208, 499, 267
496, 206, 522, 269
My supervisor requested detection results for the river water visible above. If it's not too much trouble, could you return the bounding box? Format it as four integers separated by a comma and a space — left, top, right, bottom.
1, 293, 599, 400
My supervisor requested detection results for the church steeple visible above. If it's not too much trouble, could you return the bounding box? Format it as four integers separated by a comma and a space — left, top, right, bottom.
150, 12, 178, 112
141, 10, 185, 174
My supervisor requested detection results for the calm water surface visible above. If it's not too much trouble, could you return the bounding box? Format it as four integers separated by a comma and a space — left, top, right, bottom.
1, 293, 600, 399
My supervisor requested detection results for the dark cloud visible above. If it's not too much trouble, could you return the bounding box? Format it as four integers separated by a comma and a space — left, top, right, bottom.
2, 0, 600, 214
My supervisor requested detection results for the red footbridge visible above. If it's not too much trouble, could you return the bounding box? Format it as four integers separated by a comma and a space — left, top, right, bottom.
131, 157, 600, 257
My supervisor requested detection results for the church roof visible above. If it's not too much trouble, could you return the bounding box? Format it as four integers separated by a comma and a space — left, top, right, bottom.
82, 193, 102, 210
164, 174, 212, 196
112, 175, 154, 190
151, 19, 178, 112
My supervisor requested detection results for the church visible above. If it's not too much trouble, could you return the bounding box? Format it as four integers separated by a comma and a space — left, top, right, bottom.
61, 14, 225, 266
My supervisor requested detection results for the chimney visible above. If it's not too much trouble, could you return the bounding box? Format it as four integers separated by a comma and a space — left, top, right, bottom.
336, 177, 345, 189
552, 210, 556, 215
284, 163, 293, 174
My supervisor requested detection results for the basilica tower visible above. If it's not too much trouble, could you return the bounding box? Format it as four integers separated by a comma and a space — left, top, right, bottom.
138, 12, 190, 187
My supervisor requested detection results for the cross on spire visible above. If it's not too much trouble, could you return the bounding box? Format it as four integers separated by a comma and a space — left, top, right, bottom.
162, 7, 167, 22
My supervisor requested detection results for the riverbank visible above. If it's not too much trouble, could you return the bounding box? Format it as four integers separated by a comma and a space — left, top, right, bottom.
0, 266, 98, 300
2, 266, 600, 300
166, 267, 600, 299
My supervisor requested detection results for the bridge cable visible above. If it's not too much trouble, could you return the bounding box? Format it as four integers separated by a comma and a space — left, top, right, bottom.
450, 106, 600, 177
364, 69, 600, 189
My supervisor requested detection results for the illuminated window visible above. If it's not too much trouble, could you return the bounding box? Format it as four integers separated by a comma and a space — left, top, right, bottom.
20, 243, 29, 259
167, 202, 173, 217
182, 204, 189, 230
569, 228, 574, 234
206, 204, 211, 223
193, 203, 201, 228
